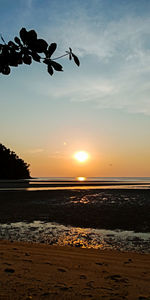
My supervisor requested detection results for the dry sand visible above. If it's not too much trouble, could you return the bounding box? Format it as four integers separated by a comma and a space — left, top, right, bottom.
0, 240, 150, 300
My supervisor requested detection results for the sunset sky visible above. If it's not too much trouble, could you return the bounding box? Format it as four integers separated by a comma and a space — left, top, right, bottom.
0, 0, 150, 177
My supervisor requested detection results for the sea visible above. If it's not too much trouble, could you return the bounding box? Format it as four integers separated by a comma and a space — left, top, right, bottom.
0, 176, 150, 191
0, 177, 150, 253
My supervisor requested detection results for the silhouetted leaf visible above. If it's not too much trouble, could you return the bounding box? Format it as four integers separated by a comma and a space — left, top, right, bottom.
9, 54, 18, 66
17, 53, 23, 64
23, 55, 32, 65
43, 58, 50, 64
1, 44, 9, 54
20, 28, 28, 44
47, 43, 57, 58
35, 39, 48, 53
8, 52, 22, 66
67, 48, 73, 60
14, 37, 22, 45
24, 30, 38, 49
2, 66, 10, 75
47, 64, 53, 75
8, 41, 19, 50
51, 61, 63, 71
27, 29, 37, 41
1, 53, 9, 65
8, 41, 15, 47
72, 53, 80, 66
31, 52, 41, 62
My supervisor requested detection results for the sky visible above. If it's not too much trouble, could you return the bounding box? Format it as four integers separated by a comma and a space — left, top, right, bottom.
0, 0, 150, 177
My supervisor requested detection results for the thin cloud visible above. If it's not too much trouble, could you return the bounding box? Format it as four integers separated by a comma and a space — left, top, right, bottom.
48, 152, 65, 159
16, 1, 150, 116
27, 148, 44, 154
42, 11, 150, 115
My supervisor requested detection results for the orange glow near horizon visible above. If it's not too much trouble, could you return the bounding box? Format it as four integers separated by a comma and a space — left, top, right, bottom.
74, 151, 89, 163
22, 146, 150, 178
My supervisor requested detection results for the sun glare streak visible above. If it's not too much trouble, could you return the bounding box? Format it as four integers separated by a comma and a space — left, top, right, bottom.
74, 151, 89, 163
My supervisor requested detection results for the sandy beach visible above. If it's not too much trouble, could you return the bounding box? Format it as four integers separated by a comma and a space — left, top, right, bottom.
0, 240, 150, 299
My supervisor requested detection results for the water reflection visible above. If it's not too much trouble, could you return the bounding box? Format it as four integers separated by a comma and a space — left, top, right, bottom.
70, 195, 90, 204
77, 177, 86, 181
0, 221, 150, 253
0, 184, 150, 192
59, 227, 104, 249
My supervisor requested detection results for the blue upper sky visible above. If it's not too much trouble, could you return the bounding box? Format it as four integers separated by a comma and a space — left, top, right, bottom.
0, 0, 150, 176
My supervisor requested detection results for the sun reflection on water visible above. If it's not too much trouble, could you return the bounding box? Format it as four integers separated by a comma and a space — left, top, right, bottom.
77, 177, 86, 181
57, 227, 104, 249
1, 221, 150, 252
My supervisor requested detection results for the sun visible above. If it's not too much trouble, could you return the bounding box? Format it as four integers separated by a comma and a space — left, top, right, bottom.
74, 151, 89, 163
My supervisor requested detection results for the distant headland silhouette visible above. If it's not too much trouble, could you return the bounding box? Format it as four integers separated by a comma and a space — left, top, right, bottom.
0, 143, 30, 179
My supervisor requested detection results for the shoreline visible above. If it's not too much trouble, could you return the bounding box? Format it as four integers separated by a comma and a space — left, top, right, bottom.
1, 220, 150, 254
0, 239, 150, 299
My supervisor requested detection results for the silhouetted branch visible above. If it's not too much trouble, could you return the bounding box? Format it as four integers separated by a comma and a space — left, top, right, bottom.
0, 28, 80, 76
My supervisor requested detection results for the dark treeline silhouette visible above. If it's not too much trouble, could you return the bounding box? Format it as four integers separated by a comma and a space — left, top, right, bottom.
0, 28, 80, 76
0, 143, 30, 179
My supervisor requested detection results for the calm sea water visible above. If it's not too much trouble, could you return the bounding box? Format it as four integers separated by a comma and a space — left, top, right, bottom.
30, 176, 150, 182
0, 177, 150, 191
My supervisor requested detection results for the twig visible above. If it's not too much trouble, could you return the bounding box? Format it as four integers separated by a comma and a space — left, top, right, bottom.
0, 34, 6, 44
52, 53, 69, 60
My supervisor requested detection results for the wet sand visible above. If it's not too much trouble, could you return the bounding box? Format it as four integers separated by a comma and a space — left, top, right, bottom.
0, 240, 150, 300
0, 189, 150, 232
